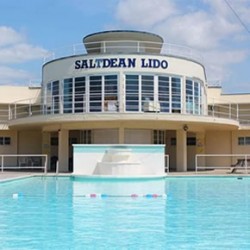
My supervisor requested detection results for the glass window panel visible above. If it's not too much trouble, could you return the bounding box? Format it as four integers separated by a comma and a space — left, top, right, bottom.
186, 79, 193, 114
171, 77, 181, 113
153, 130, 165, 144
194, 81, 200, 114
238, 137, 245, 145
4, 137, 11, 145
126, 75, 139, 111
245, 137, 250, 145
75, 77, 86, 113
52, 81, 60, 114
158, 76, 169, 112
46, 82, 52, 113
51, 137, 58, 146
187, 137, 196, 146
171, 138, 176, 146
89, 76, 102, 112
104, 75, 118, 111
63, 78, 73, 113
142, 75, 154, 112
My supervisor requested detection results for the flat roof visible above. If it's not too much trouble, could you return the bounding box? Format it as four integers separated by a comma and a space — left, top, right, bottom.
83, 30, 164, 54
83, 30, 164, 44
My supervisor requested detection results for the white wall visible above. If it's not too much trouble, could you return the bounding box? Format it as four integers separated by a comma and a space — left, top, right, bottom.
43, 54, 206, 84
73, 144, 165, 176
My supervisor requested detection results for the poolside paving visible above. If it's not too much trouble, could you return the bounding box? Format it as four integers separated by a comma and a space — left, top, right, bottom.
0, 172, 37, 182
0, 169, 249, 182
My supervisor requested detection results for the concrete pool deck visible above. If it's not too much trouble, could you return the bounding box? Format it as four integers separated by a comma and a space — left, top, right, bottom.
0, 169, 249, 182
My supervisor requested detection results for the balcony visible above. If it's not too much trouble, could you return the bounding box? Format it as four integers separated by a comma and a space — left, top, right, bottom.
43, 40, 203, 65
4, 94, 250, 127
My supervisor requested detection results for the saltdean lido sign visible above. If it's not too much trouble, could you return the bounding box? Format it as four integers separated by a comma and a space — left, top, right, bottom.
75, 57, 168, 70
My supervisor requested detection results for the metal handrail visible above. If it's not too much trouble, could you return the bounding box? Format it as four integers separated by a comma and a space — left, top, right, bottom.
0, 154, 48, 174
3, 91, 250, 125
43, 40, 203, 63
195, 154, 250, 174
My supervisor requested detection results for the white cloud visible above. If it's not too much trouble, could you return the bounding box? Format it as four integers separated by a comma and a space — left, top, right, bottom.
0, 26, 48, 84
204, 49, 249, 83
204, 49, 249, 66
0, 66, 33, 84
0, 26, 24, 47
0, 43, 47, 64
160, 10, 241, 50
114, 0, 250, 89
116, 0, 177, 28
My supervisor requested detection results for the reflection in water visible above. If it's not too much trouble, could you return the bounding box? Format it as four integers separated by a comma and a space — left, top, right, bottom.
72, 177, 167, 196
1, 177, 250, 249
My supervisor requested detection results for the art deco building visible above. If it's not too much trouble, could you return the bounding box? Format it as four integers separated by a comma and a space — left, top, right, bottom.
1, 30, 250, 172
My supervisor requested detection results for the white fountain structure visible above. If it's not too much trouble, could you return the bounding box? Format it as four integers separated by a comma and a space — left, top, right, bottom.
73, 144, 165, 177
95, 148, 142, 176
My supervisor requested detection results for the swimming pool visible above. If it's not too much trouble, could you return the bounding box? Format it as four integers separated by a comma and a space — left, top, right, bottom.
0, 176, 249, 249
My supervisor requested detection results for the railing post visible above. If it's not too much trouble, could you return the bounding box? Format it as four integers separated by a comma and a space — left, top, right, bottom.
245, 155, 248, 174
14, 103, 16, 119
167, 155, 169, 173
56, 160, 59, 175
212, 103, 215, 117
103, 41, 106, 53
195, 154, 197, 173
8, 105, 11, 120
137, 41, 140, 53
236, 104, 239, 121
1, 156, 3, 173
44, 155, 48, 174
29, 100, 32, 116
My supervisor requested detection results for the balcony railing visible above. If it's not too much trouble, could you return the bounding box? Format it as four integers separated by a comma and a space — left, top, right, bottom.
4, 94, 250, 126
43, 40, 203, 64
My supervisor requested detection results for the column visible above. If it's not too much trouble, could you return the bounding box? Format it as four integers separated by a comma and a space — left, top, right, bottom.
176, 129, 187, 172
118, 127, 125, 144
58, 129, 69, 172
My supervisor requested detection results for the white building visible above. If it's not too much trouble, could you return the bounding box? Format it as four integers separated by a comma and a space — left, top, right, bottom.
1, 30, 250, 172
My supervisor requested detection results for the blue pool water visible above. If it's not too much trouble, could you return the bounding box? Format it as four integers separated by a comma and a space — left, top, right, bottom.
0, 176, 250, 249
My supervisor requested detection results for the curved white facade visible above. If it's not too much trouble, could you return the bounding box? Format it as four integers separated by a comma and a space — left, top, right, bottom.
42, 54, 206, 116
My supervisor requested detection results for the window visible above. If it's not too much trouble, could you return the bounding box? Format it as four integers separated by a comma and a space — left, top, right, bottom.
194, 81, 200, 114
153, 130, 165, 144
104, 75, 118, 111
52, 80, 60, 114
238, 137, 250, 145
45, 82, 52, 113
69, 137, 77, 145
158, 76, 169, 112
81, 130, 91, 144
75, 77, 86, 113
171, 77, 181, 113
125, 75, 139, 111
89, 76, 102, 112
185, 79, 203, 115
187, 137, 196, 146
170, 137, 196, 146
63, 78, 73, 113
0, 137, 11, 145
50, 137, 58, 146
186, 79, 193, 114
170, 138, 176, 146
141, 75, 154, 111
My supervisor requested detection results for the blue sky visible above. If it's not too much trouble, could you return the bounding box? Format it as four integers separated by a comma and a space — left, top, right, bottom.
0, 0, 250, 93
